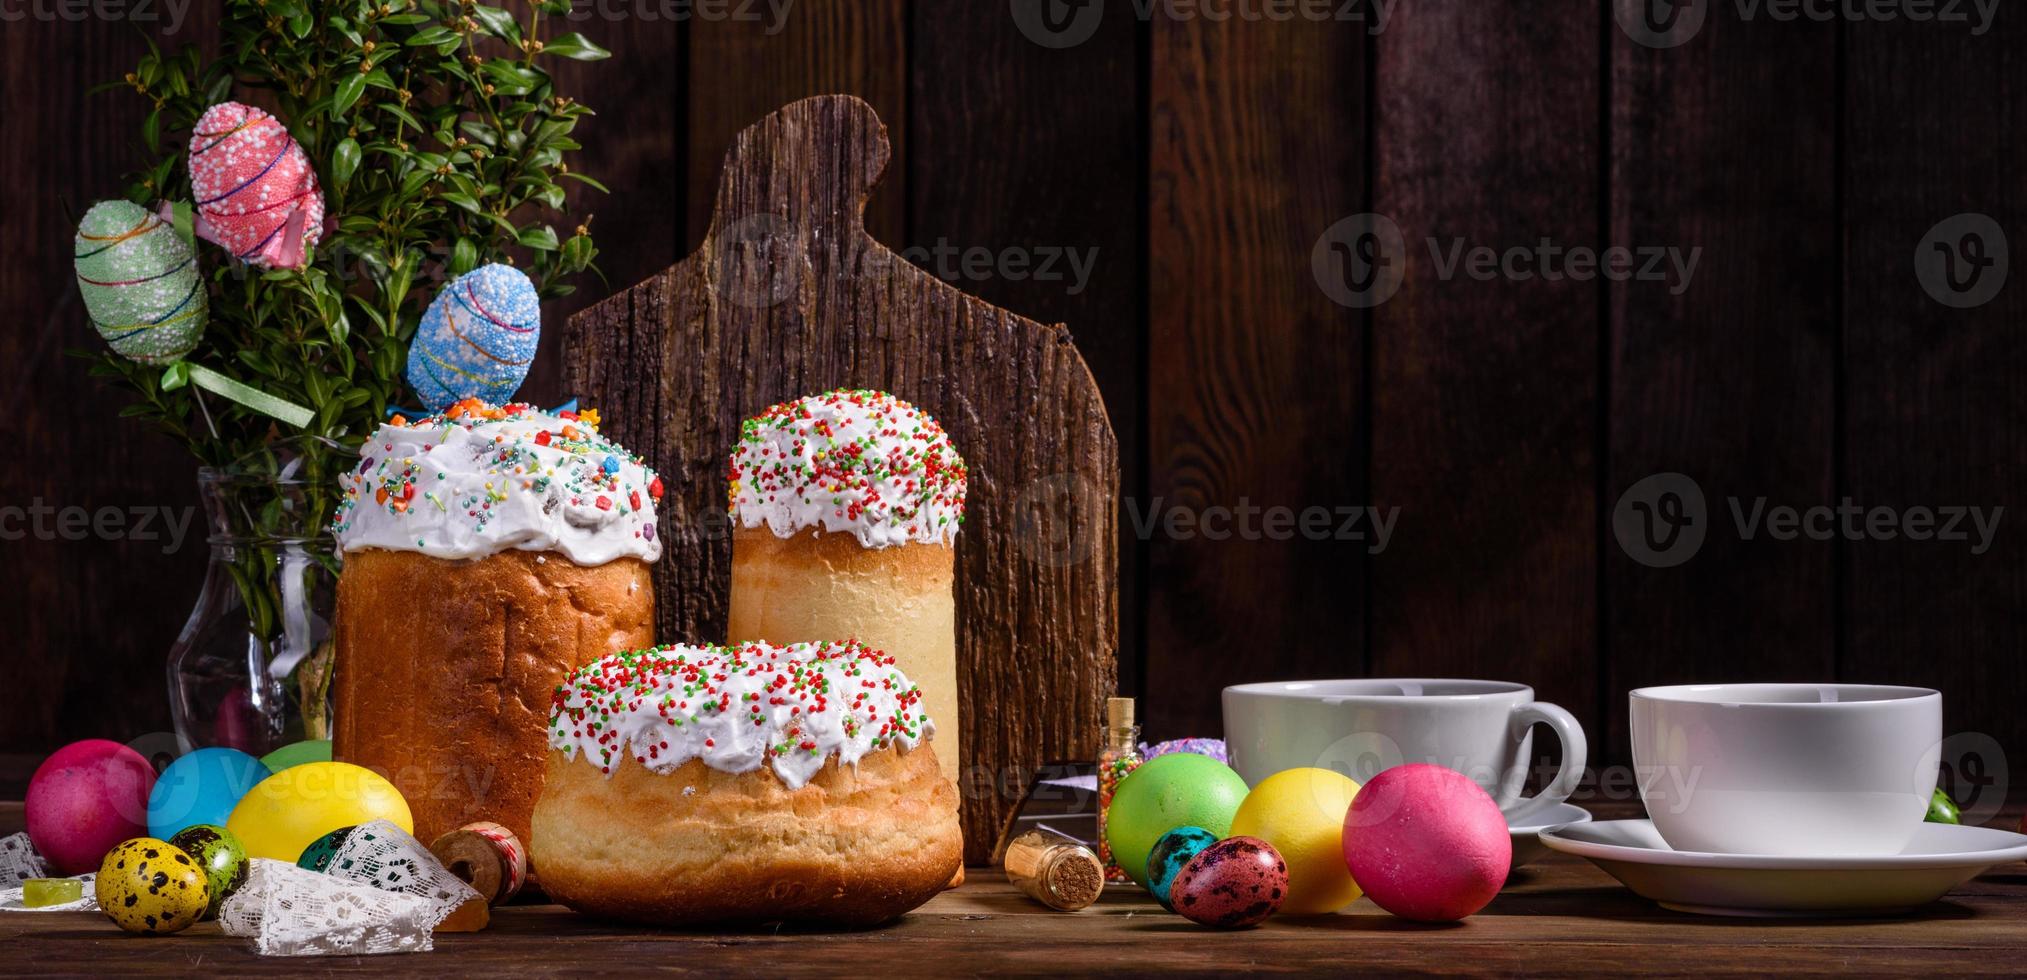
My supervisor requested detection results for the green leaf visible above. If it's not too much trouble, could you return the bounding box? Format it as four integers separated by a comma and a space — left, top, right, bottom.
288, 11, 313, 38
378, 11, 430, 24
558, 172, 611, 193
143, 108, 161, 154
440, 191, 484, 214
470, 6, 522, 44
541, 33, 612, 61
451, 237, 478, 275
560, 233, 595, 272
405, 26, 459, 48
516, 225, 559, 251
480, 59, 543, 96
332, 72, 369, 119
333, 138, 363, 187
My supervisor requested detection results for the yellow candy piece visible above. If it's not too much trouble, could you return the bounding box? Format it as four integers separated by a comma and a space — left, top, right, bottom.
225, 761, 413, 862
23, 878, 84, 907
1230, 767, 1364, 915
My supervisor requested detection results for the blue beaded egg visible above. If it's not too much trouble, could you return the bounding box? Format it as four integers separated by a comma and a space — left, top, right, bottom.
405, 263, 540, 411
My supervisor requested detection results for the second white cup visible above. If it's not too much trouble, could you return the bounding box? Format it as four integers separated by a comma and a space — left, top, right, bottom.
1630, 683, 1941, 856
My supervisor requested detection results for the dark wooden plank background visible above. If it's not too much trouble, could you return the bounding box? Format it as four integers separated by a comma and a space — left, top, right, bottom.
4, 2, 2024, 800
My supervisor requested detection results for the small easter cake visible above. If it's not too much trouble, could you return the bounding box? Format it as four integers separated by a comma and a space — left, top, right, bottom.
331, 399, 663, 846
726, 389, 969, 789
530, 640, 962, 926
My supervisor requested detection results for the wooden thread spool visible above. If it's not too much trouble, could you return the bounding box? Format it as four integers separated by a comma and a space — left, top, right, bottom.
429, 821, 528, 906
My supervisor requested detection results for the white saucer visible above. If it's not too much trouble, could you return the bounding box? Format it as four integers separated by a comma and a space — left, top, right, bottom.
1541, 819, 2027, 916
1508, 803, 1594, 872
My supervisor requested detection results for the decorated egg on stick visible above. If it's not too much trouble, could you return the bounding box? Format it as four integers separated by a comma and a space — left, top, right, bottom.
188, 101, 325, 269
406, 263, 541, 412
73, 200, 206, 364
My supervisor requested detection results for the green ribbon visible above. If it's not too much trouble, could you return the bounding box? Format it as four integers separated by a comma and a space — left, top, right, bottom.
163, 362, 317, 429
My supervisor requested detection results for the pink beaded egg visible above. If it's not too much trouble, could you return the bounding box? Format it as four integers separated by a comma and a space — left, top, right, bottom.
188, 102, 325, 268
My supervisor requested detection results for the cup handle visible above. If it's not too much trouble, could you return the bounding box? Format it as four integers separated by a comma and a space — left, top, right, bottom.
1502, 701, 1588, 826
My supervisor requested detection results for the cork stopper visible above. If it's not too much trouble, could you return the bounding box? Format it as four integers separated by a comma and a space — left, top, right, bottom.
1106, 697, 1135, 728
1040, 847, 1105, 910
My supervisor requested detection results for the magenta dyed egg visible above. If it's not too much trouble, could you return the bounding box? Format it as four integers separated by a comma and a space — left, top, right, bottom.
26, 740, 157, 875
1343, 763, 1511, 921
1170, 835, 1288, 929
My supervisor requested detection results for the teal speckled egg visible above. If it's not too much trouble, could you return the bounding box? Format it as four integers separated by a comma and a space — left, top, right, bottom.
1147, 826, 1220, 912
73, 200, 206, 364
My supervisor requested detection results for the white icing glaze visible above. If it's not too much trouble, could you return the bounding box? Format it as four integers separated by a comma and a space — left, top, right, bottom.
333, 401, 663, 565
728, 389, 967, 549
548, 640, 934, 789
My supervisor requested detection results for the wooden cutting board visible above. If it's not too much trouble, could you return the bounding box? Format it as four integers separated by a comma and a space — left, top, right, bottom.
564, 94, 1119, 863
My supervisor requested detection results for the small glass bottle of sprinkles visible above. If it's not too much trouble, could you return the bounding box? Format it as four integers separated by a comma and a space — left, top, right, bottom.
1095, 697, 1142, 884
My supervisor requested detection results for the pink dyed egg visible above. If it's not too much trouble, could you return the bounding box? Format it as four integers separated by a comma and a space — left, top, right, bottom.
1170, 836, 1288, 929
26, 740, 157, 875
1342, 763, 1510, 921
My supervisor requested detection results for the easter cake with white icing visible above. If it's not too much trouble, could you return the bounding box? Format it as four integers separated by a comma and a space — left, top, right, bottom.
529, 640, 963, 926
332, 399, 664, 847
725, 389, 970, 792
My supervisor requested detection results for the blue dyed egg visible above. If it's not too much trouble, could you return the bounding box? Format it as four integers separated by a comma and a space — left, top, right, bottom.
1147, 825, 1220, 911
405, 263, 540, 411
146, 747, 272, 841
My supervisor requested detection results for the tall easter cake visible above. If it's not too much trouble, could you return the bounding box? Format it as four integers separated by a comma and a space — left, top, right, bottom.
332, 399, 662, 845
530, 640, 963, 925
724, 389, 968, 788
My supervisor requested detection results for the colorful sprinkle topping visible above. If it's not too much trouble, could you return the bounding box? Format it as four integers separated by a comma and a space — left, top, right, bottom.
728, 389, 967, 549
549, 640, 934, 789
333, 398, 663, 565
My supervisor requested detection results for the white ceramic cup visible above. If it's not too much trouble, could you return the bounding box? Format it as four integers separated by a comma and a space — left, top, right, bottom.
1222, 679, 1588, 825
1629, 683, 1942, 857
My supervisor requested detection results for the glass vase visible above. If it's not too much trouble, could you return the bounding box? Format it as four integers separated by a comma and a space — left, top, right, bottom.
166, 466, 343, 756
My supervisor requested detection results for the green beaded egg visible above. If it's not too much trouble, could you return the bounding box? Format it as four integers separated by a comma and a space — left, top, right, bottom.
73, 200, 206, 365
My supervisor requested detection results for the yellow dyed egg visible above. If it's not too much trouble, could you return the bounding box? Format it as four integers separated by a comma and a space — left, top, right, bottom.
1230, 768, 1363, 915
96, 837, 209, 935
225, 762, 412, 861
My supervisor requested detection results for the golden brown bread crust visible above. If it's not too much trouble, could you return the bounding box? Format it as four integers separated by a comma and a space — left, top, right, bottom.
728, 527, 959, 787
332, 547, 654, 845
531, 743, 962, 927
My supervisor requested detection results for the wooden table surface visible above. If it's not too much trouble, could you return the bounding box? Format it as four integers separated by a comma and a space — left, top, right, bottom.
8, 803, 2027, 976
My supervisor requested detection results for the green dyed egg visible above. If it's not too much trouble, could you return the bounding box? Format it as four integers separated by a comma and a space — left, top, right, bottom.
1103, 753, 1250, 888
73, 200, 206, 364
295, 824, 359, 873
166, 823, 250, 918
258, 739, 332, 773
